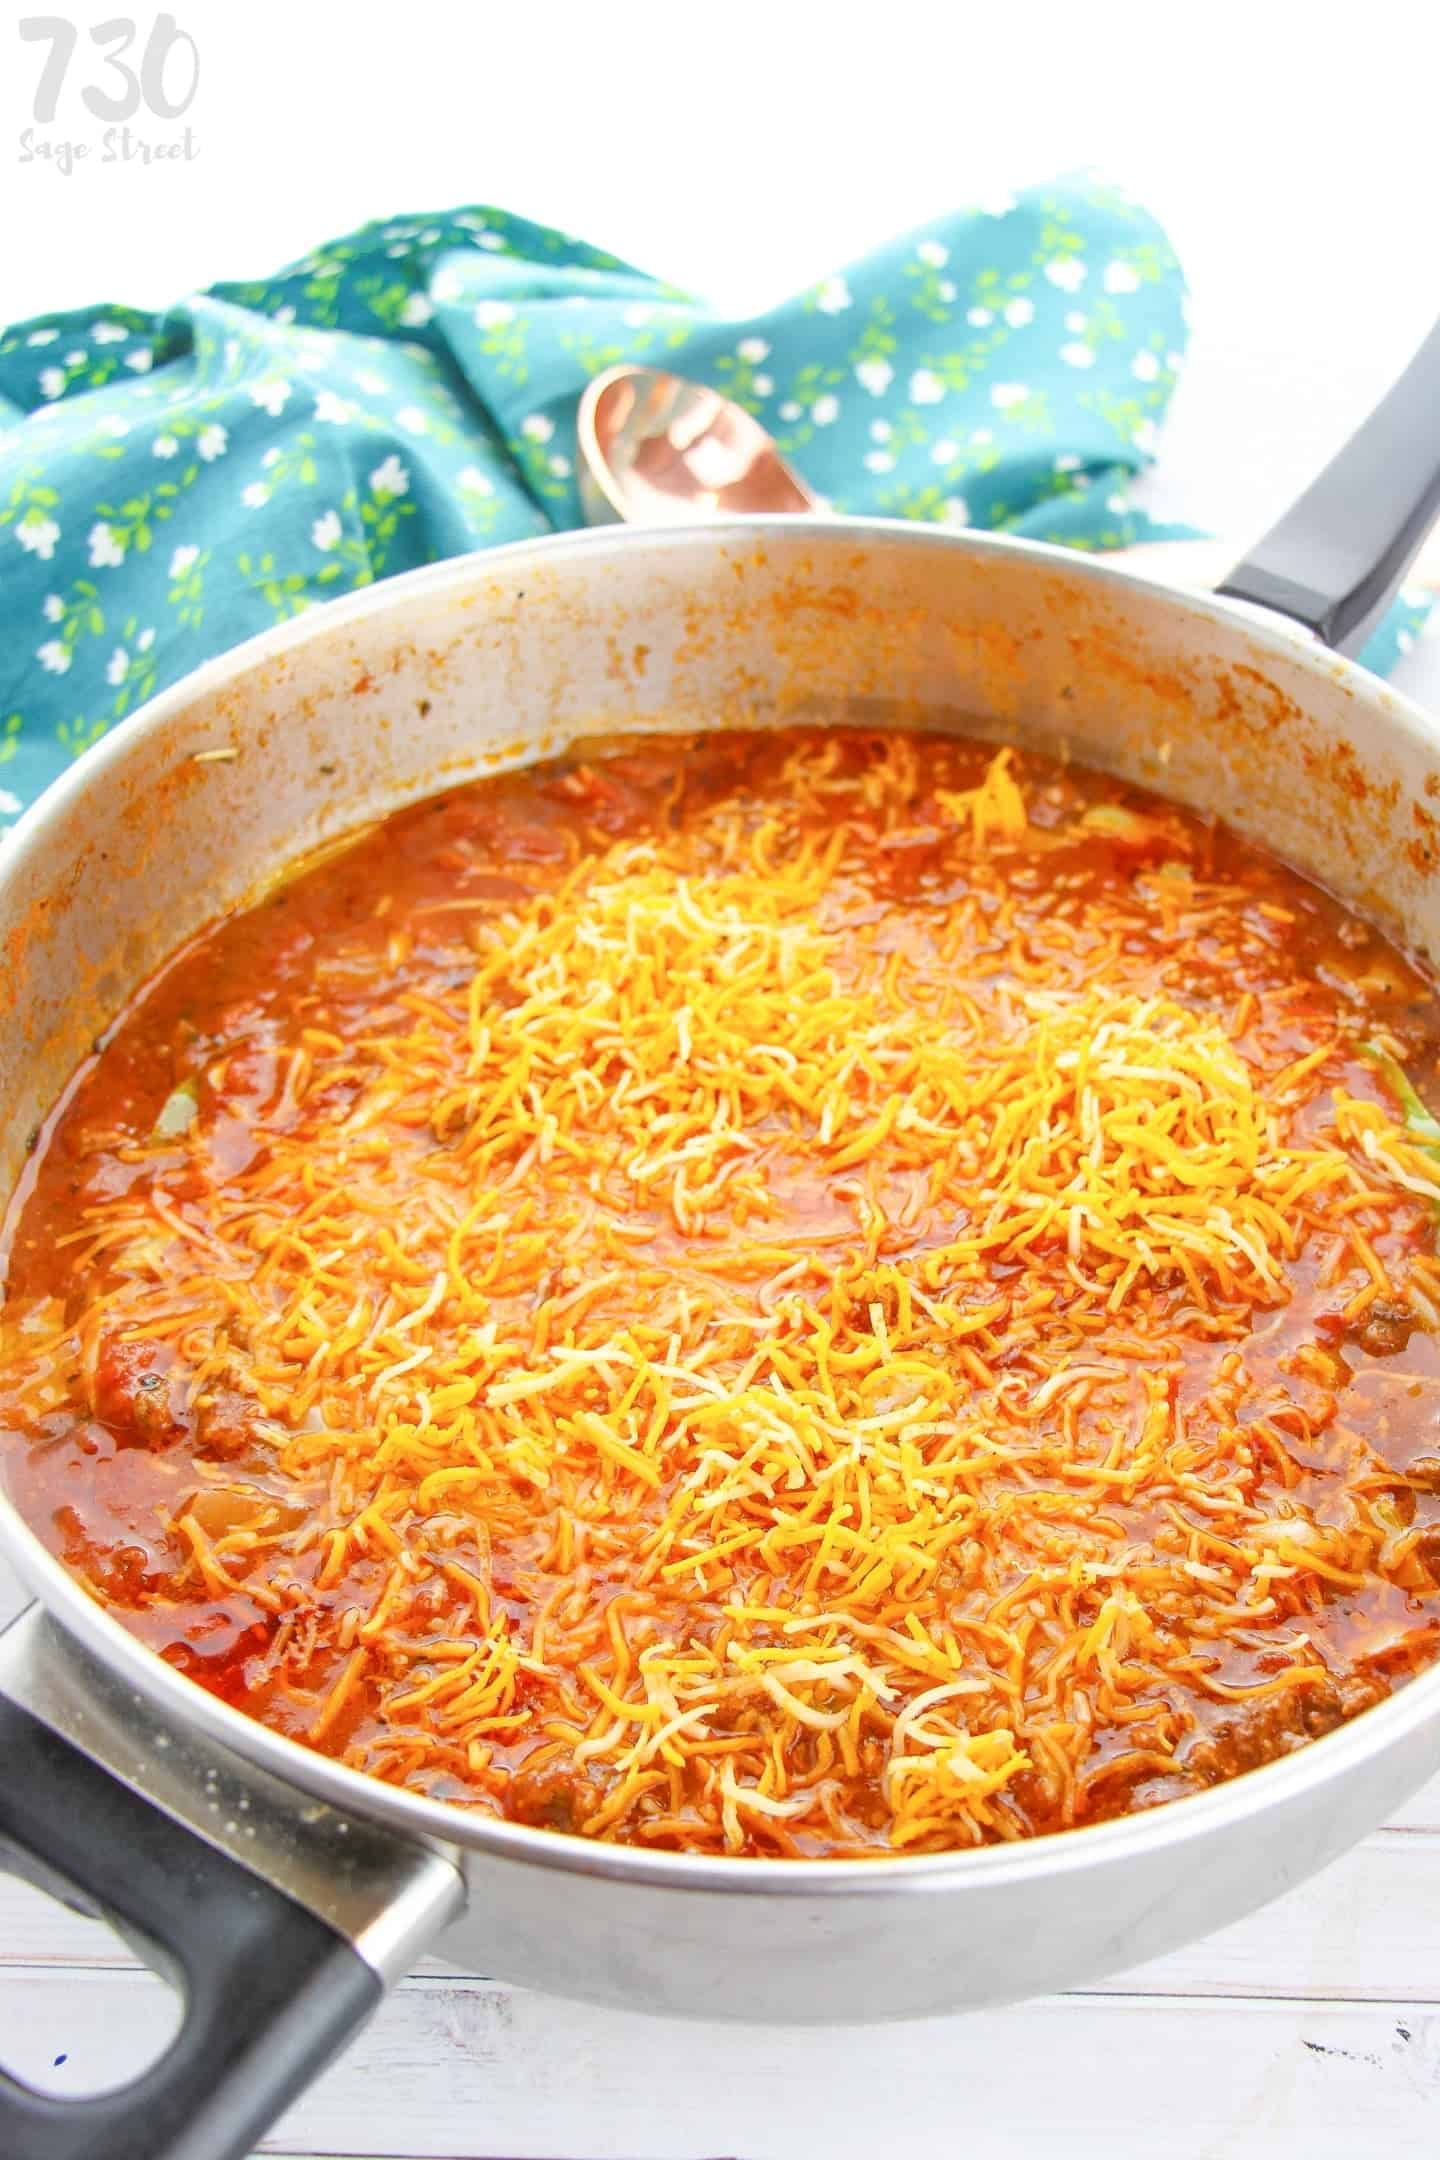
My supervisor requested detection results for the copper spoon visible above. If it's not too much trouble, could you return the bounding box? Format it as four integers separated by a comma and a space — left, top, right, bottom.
577, 365, 821, 527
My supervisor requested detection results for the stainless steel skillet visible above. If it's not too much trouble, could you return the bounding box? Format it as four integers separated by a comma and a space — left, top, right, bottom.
2, 321, 1440, 2160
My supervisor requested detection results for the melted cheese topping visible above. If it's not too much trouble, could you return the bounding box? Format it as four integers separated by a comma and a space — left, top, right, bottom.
5, 728, 1440, 1856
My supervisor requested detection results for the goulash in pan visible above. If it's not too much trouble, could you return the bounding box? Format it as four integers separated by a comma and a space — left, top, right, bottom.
5, 727, 1440, 1855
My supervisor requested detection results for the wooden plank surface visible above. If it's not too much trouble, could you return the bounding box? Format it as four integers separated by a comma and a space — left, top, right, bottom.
4, 1965, 1440, 2160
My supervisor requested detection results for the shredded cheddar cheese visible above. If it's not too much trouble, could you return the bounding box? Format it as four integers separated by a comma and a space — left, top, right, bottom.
4, 726, 1440, 1857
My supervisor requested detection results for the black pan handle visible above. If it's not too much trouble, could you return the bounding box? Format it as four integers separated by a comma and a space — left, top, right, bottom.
1217, 310, 1440, 654
0, 1689, 385, 2160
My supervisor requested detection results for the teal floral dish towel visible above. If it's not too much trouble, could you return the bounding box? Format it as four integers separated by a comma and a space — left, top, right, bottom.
0, 174, 1429, 833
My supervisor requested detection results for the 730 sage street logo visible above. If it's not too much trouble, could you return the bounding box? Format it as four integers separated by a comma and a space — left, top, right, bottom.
17, 13, 200, 175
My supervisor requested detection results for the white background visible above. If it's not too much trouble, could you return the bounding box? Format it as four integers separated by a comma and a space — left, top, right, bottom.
6, 5, 1440, 2155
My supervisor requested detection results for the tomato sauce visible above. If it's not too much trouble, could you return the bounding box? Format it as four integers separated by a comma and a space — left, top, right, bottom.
4, 725, 1440, 1855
